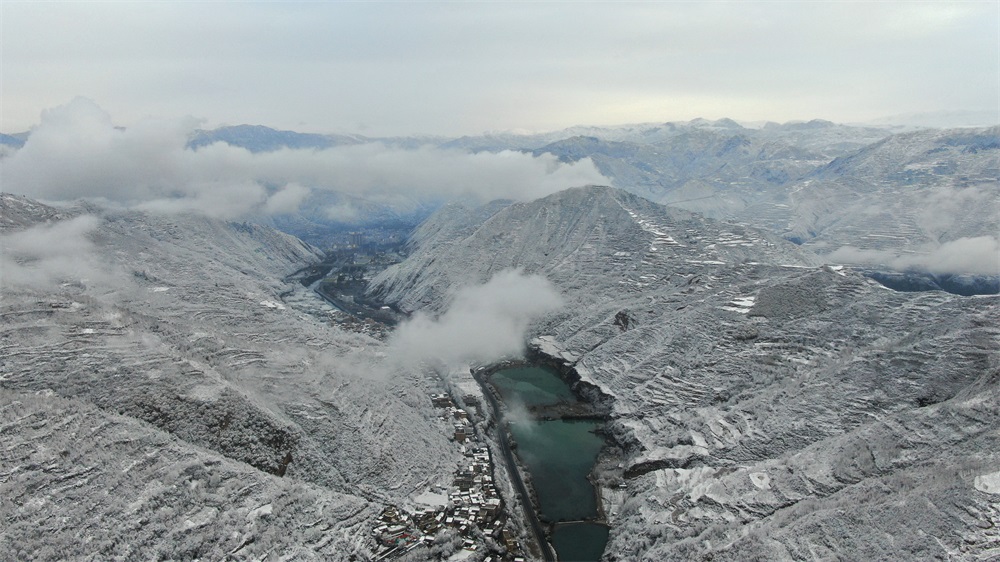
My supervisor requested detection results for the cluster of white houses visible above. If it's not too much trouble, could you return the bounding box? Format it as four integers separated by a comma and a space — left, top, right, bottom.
325, 308, 390, 340
370, 393, 527, 562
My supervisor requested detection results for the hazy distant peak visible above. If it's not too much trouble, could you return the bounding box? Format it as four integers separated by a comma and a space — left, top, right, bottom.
187, 124, 366, 153
0, 132, 25, 149
760, 119, 836, 131
684, 117, 746, 130
864, 109, 1000, 130
713, 117, 745, 130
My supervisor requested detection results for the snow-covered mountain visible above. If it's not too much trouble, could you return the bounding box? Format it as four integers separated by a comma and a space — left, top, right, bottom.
0, 195, 461, 559
528, 132, 825, 218
188, 124, 367, 153
522, 125, 998, 261
14, 118, 987, 266
370, 186, 1000, 560
370, 186, 817, 311
780, 126, 1000, 252
445, 118, 892, 157
3, 112, 998, 560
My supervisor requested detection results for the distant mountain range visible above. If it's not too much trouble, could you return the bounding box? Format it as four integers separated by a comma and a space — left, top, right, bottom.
187, 124, 367, 152
2, 125, 997, 559
3, 117, 996, 273
181, 120, 1000, 267
0, 132, 26, 149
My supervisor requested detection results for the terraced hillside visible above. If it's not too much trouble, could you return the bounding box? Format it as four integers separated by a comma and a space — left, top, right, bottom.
1, 195, 461, 559
506, 122, 998, 262
780, 126, 1000, 253
370, 186, 815, 310
370, 186, 1000, 560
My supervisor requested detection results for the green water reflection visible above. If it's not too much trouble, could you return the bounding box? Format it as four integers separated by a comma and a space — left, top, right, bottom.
490, 366, 609, 561
490, 366, 576, 407
552, 523, 610, 562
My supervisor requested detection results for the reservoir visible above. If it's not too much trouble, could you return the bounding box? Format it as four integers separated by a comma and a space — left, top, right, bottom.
490, 366, 609, 561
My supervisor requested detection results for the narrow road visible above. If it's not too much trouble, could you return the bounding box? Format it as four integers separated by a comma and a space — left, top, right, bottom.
472, 368, 556, 562
312, 283, 402, 326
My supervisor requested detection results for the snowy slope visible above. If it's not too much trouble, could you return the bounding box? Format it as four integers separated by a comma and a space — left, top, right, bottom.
370, 186, 815, 312
369, 186, 1000, 560
1, 392, 374, 560
780, 126, 1000, 252
1, 194, 461, 559
518, 125, 998, 260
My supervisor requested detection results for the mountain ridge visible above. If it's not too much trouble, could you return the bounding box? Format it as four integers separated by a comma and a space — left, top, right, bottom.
370, 185, 1000, 561
0, 194, 462, 559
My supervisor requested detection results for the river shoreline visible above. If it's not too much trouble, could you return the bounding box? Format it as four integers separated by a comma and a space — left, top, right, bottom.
473, 351, 625, 562
471, 365, 556, 562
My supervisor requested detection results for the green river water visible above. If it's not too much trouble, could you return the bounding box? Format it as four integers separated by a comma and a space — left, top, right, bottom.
490, 366, 609, 562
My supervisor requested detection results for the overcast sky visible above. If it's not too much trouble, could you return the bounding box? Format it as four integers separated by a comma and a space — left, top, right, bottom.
2, 1, 997, 136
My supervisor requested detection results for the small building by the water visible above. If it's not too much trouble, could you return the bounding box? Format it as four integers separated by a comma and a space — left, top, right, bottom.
431, 393, 454, 408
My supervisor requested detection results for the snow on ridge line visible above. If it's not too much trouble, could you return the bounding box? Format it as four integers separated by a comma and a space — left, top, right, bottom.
721, 295, 756, 313
623, 207, 681, 247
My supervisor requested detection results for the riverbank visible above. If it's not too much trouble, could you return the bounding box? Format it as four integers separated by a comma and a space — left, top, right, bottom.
524, 342, 636, 508
474, 358, 624, 562
471, 365, 556, 562
368, 390, 531, 562
313, 281, 406, 326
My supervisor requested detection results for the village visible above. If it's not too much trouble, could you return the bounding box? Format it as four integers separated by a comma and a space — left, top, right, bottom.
309, 241, 409, 341
370, 392, 528, 562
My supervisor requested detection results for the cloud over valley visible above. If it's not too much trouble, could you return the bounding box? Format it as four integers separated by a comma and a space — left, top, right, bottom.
1, 99, 608, 219
829, 236, 1000, 276
0, 214, 113, 289
387, 269, 564, 371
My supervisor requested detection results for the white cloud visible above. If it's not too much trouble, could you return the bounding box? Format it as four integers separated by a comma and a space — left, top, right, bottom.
387, 269, 563, 371
916, 184, 998, 240
828, 236, 1000, 276
324, 203, 361, 222
134, 181, 267, 219
1, 99, 608, 219
263, 183, 310, 215
0, 215, 115, 289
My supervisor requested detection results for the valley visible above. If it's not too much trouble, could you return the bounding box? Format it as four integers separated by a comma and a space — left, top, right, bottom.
2, 116, 998, 561
2, 0, 998, 557
369, 185, 1000, 561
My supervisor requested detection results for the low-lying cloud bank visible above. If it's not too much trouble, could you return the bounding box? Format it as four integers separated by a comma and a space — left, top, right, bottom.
387, 269, 563, 370
0, 215, 113, 289
829, 236, 1000, 276
1, 98, 608, 218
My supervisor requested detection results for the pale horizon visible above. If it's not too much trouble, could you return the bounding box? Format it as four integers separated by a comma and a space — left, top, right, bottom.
4, 101, 996, 139
2, 2, 997, 136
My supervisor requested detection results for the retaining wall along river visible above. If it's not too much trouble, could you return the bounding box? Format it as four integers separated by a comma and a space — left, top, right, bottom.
480, 363, 612, 562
